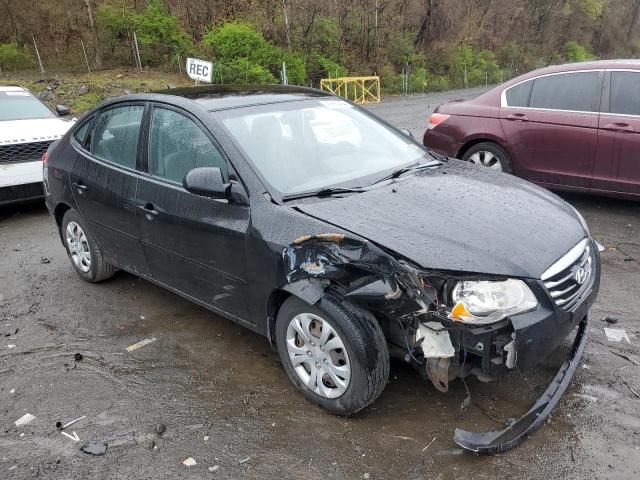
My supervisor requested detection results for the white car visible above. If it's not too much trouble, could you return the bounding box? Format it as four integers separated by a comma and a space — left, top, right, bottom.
0, 85, 74, 205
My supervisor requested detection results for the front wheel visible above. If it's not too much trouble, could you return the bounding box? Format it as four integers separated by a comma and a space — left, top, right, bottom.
462, 142, 513, 173
275, 294, 390, 415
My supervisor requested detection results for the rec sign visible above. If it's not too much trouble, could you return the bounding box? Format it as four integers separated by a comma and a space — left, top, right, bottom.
186, 58, 213, 83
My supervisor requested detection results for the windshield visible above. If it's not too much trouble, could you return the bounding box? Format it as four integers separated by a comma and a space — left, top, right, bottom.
0, 91, 56, 121
217, 99, 430, 196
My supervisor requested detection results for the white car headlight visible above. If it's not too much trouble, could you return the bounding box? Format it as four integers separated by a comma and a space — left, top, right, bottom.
451, 279, 538, 324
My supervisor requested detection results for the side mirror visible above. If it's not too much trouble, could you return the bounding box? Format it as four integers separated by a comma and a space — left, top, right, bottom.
183, 167, 229, 199
400, 128, 415, 140
56, 105, 70, 117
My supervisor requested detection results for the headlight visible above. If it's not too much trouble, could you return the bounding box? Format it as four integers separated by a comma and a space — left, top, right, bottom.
570, 205, 590, 235
451, 279, 538, 324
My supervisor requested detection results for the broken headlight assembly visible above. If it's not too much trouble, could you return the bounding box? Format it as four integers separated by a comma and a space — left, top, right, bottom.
450, 279, 538, 324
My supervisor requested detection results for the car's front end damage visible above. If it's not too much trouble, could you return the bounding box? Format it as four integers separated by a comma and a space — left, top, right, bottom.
282, 233, 600, 454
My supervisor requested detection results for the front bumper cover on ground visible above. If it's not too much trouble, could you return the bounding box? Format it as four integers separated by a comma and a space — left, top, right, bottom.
453, 315, 590, 454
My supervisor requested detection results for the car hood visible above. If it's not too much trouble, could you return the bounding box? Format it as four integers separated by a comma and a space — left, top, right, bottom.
0, 118, 73, 146
295, 160, 586, 279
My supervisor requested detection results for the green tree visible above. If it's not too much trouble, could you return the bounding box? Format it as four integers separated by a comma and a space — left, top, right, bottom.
564, 40, 594, 62
0, 43, 35, 71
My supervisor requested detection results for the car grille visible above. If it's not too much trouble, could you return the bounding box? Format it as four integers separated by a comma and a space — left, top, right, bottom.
541, 239, 594, 311
0, 140, 53, 164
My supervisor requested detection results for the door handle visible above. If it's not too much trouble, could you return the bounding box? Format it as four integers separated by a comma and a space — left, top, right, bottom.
602, 122, 634, 133
506, 113, 529, 121
72, 182, 88, 194
139, 203, 159, 220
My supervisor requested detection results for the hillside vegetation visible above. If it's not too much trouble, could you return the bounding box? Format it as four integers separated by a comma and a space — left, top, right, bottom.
1, 0, 638, 94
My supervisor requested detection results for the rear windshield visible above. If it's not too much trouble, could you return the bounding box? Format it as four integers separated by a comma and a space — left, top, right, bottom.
0, 91, 56, 121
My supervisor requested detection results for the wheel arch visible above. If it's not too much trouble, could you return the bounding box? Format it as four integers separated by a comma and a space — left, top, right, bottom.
456, 136, 510, 159
54, 202, 72, 243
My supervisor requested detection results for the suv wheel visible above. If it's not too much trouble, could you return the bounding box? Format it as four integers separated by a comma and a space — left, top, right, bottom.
275, 294, 389, 415
62, 209, 117, 283
462, 142, 512, 173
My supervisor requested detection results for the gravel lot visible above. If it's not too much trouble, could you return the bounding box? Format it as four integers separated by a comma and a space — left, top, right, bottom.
1, 89, 639, 479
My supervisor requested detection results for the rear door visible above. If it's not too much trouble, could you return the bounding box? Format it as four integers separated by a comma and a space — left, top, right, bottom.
593, 70, 640, 196
70, 103, 151, 276
500, 71, 603, 188
136, 104, 251, 321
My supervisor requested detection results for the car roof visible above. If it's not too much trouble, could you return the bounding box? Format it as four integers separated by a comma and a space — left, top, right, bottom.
512, 59, 640, 81
0, 85, 28, 92
153, 84, 332, 111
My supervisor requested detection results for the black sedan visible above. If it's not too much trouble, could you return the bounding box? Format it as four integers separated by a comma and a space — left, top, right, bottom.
44, 85, 600, 453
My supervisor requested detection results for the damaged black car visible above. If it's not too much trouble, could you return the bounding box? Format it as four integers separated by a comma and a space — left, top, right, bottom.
43, 85, 600, 454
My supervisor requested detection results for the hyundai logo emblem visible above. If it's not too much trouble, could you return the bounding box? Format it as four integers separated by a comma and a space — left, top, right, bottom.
575, 267, 587, 285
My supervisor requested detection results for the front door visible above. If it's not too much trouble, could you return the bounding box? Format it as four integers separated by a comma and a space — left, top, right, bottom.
593, 70, 640, 196
70, 103, 150, 276
136, 105, 251, 321
500, 71, 603, 188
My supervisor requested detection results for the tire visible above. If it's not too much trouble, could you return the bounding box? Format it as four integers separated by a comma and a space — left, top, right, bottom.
462, 141, 513, 173
275, 293, 390, 415
61, 209, 117, 283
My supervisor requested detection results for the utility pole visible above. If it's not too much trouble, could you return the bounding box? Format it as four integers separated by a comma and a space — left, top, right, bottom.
282, 0, 292, 51
32, 36, 44, 74
84, 0, 102, 68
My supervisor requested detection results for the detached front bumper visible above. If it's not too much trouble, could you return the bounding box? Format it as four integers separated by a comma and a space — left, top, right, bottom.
454, 314, 590, 454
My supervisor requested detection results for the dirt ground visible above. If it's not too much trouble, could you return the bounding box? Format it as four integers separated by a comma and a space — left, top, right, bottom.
1, 90, 640, 479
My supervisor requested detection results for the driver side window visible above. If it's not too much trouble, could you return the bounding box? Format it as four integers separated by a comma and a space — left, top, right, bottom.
148, 107, 228, 184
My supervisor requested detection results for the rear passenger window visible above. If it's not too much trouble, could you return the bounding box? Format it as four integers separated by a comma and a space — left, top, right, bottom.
529, 72, 601, 112
148, 107, 228, 184
610, 71, 640, 115
505, 80, 532, 107
91, 105, 144, 169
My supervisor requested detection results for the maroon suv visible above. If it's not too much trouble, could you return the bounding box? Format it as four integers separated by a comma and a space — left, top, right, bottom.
423, 60, 640, 200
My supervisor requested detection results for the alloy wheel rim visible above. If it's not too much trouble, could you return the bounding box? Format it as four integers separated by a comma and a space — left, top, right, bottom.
286, 312, 351, 399
65, 221, 92, 273
468, 151, 503, 171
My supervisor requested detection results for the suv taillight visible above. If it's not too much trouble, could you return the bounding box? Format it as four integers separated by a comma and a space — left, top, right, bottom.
42, 151, 49, 164
428, 113, 450, 130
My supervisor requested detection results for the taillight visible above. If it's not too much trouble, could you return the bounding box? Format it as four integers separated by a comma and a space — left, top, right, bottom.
42, 151, 49, 164
428, 113, 450, 130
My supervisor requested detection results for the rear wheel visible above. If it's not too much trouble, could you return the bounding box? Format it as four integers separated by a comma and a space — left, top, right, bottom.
62, 209, 117, 283
275, 294, 389, 415
462, 142, 512, 173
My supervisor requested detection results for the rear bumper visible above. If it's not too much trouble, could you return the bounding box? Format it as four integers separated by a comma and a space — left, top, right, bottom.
454, 314, 590, 454
423, 129, 461, 157
0, 182, 44, 206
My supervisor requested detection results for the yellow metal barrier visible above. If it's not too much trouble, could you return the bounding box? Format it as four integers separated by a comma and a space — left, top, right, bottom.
319, 76, 381, 104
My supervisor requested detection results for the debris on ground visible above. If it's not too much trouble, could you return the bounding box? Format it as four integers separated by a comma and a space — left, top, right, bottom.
15, 413, 36, 426
40, 257, 50, 264
126, 337, 157, 352
80, 442, 108, 455
155, 423, 166, 435
208, 465, 219, 472
610, 351, 640, 366
182, 457, 197, 466
602, 316, 619, 324
203, 435, 209, 441
422, 435, 437, 452
74, 353, 83, 362
239, 456, 251, 465
573, 394, 598, 402
61, 431, 80, 442
7, 344, 16, 349
604, 328, 631, 343
59, 415, 86, 430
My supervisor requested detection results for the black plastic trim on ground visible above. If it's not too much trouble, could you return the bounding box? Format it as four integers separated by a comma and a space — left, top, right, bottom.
453, 314, 590, 454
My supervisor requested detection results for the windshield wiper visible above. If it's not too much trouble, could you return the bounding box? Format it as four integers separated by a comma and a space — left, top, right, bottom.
282, 186, 367, 202
373, 161, 440, 185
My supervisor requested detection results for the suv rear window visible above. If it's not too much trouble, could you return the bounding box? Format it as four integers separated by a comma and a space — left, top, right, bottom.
529, 72, 601, 112
609, 71, 640, 116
